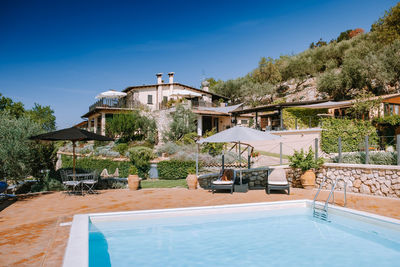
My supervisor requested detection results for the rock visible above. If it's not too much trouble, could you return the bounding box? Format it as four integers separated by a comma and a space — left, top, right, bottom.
353, 179, 362, 188
381, 184, 389, 194
384, 180, 391, 187
360, 184, 371, 194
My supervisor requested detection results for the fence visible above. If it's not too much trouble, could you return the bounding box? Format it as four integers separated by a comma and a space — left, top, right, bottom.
268, 135, 400, 166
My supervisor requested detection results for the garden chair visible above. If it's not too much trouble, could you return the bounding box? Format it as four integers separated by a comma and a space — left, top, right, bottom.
266, 168, 290, 195
211, 169, 236, 194
81, 171, 99, 194
61, 169, 81, 195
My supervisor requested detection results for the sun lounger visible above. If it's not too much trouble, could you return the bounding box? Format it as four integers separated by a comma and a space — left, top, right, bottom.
266, 168, 290, 195
0, 181, 16, 200
211, 169, 236, 194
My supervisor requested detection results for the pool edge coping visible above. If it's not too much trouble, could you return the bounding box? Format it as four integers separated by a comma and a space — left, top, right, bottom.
62, 199, 400, 267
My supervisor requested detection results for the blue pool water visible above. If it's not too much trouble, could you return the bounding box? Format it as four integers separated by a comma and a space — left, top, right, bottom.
89, 207, 400, 266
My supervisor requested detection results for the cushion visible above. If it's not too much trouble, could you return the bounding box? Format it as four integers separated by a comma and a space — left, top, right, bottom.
268, 180, 288, 185
221, 169, 234, 181
213, 180, 234, 185
268, 168, 288, 185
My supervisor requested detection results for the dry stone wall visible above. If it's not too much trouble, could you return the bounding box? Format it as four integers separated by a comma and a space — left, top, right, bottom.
198, 163, 400, 198
198, 167, 269, 190
285, 163, 400, 198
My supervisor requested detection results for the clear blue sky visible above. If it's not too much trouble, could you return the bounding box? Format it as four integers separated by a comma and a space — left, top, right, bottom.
0, 0, 397, 128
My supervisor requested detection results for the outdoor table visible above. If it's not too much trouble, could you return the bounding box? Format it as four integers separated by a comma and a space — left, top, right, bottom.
67, 173, 93, 195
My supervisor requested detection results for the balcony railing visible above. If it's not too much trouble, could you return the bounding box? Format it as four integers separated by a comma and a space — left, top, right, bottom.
89, 98, 139, 112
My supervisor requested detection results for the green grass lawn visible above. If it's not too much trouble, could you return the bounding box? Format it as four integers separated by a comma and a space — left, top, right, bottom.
141, 179, 187, 189
256, 150, 290, 159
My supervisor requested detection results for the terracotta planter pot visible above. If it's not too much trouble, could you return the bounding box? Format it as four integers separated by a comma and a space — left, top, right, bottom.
128, 175, 141, 190
300, 170, 316, 189
186, 174, 198, 190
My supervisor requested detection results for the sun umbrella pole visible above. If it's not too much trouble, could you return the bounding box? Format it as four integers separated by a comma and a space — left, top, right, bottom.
196, 143, 199, 177
72, 141, 76, 181
222, 150, 225, 173
238, 141, 242, 185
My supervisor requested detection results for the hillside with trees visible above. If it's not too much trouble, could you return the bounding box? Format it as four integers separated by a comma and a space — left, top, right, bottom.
208, 3, 400, 106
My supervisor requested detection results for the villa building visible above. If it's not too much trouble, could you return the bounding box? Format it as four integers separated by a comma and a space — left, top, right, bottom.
231, 93, 400, 131
78, 72, 249, 137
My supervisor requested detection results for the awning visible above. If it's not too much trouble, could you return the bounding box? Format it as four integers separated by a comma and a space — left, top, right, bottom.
297, 101, 352, 109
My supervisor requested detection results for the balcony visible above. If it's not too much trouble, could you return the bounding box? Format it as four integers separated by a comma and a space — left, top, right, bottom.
89, 98, 139, 112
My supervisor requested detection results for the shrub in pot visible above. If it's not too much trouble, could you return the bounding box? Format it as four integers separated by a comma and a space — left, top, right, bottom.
129, 146, 155, 179
128, 166, 141, 190
186, 167, 197, 190
288, 147, 324, 189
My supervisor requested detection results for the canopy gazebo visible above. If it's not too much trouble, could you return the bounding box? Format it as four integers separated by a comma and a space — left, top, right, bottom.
197, 126, 281, 187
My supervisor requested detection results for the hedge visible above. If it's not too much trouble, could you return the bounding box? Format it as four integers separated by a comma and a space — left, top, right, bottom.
157, 160, 196, 180
61, 155, 132, 177
282, 107, 328, 129
321, 118, 378, 153
332, 151, 397, 165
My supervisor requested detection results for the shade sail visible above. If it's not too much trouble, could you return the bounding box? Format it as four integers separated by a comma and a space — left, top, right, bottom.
170, 89, 202, 98
197, 126, 281, 144
96, 90, 127, 99
30, 127, 113, 142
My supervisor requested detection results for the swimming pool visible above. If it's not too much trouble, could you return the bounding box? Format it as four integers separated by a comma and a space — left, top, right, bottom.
64, 200, 400, 267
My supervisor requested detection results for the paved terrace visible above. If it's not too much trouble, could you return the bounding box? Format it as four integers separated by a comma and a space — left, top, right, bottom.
1, 188, 400, 266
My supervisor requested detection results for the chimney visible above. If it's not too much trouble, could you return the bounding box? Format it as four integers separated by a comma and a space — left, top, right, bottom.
201, 80, 210, 92
168, 72, 174, 84
156, 73, 163, 84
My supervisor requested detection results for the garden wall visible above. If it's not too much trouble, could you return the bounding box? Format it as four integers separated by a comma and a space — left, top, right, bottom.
198, 167, 269, 190
285, 163, 400, 198
198, 164, 400, 198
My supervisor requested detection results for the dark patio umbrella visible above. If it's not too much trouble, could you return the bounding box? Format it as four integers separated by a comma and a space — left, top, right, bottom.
30, 127, 113, 178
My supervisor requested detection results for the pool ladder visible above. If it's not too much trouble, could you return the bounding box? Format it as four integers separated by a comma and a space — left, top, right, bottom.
312, 177, 347, 221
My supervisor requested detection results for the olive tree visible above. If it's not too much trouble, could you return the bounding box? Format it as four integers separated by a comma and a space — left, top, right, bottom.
0, 112, 42, 181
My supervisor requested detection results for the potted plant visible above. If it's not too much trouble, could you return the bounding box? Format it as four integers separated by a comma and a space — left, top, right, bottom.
128, 166, 141, 190
288, 147, 324, 189
186, 167, 198, 190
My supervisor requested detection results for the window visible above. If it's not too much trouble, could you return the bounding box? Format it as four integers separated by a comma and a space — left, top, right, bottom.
384, 103, 389, 116
241, 119, 248, 125
147, 95, 153, 104
395, 105, 399, 115
163, 96, 168, 103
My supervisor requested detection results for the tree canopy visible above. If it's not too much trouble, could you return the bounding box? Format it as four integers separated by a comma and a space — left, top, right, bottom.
207, 2, 400, 104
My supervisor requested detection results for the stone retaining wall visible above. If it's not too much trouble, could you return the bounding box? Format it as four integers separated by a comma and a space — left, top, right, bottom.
199, 163, 400, 198
198, 167, 269, 190
316, 163, 400, 198
285, 163, 400, 198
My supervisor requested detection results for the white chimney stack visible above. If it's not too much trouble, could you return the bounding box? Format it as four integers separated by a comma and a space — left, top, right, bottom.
156, 73, 163, 84
168, 72, 175, 84
201, 80, 210, 92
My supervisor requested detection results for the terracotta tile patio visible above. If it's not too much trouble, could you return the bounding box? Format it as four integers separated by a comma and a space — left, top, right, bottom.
1, 188, 399, 266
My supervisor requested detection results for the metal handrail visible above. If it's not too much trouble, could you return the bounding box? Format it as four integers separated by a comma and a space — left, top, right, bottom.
313, 177, 347, 221
312, 176, 327, 209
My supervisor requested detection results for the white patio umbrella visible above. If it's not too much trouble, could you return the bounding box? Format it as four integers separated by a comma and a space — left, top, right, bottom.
95, 90, 127, 99
170, 89, 202, 98
197, 126, 282, 184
